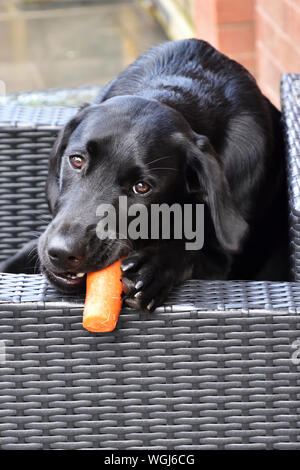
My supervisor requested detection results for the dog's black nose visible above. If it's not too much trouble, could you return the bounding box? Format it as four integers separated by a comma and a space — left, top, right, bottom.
47, 236, 85, 269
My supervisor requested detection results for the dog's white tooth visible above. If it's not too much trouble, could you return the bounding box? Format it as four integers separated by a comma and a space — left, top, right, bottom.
76, 272, 85, 278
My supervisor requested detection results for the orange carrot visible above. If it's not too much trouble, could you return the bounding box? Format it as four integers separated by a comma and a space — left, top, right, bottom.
83, 259, 123, 333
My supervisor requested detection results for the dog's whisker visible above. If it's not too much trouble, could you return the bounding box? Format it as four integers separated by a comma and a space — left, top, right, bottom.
146, 156, 171, 167
33, 258, 41, 274
149, 167, 178, 171
27, 232, 41, 239
35, 215, 51, 222
27, 248, 37, 261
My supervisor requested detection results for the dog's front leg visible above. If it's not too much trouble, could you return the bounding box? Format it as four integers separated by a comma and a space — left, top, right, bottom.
0, 239, 39, 274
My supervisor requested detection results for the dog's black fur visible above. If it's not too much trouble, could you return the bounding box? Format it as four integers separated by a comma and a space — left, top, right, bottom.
0, 39, 289, 310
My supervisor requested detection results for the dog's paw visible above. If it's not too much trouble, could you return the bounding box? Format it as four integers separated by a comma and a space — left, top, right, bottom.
121, 249, 177, 311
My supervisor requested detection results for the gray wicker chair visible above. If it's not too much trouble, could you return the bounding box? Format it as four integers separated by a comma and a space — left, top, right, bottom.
0, 74, 300, 450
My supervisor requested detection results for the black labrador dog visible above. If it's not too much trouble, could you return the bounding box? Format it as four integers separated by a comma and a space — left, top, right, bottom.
0, 39, 289, 310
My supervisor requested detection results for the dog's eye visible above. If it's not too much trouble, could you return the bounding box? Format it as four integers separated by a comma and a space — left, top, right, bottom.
69, 154, 85, 169
132, 181, 152, 195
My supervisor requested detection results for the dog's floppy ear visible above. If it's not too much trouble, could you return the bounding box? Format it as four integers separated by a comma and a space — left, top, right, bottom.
46, 110, 87, 213
179, 133, 248, 252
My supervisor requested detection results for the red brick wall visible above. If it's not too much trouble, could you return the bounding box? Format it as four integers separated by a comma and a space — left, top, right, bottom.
194, 0, 256, 75
256, 0, 300, 108
194, 0, 218, 45
193, 0, 300, 108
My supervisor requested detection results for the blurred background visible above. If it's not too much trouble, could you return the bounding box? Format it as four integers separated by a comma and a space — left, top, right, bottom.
0, 0, 299, 108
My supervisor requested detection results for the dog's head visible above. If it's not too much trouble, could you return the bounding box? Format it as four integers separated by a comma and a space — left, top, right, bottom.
38, 95, 247, 292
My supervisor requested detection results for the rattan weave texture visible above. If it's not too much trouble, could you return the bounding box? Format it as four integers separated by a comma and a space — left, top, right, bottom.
0, 105, 77, 261
1, 298, 300, 450
281, 74, 300, 281
0, 76, 300, 449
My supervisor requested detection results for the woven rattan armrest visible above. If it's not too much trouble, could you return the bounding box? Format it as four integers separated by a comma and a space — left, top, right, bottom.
0, 76, 300, 449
